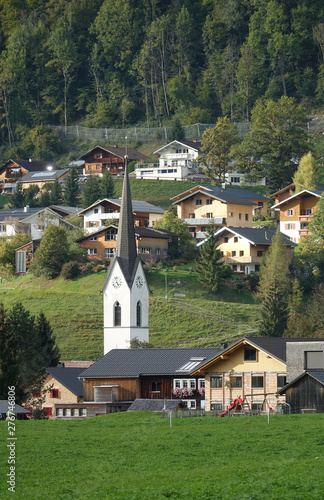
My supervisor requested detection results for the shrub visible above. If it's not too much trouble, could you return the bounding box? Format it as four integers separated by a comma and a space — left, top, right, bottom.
61, 261, 81, 280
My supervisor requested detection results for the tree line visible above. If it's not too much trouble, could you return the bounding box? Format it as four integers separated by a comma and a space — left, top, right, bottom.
0, 0, 323, 159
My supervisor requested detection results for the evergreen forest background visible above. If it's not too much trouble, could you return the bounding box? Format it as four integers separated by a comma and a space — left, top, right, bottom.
0, 0, 324, 164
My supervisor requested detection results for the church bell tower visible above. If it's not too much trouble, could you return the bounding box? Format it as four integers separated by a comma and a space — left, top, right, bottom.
103, 163, 149, 354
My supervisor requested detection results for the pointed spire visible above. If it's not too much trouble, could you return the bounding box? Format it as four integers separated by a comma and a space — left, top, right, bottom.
116, 162, 137, 282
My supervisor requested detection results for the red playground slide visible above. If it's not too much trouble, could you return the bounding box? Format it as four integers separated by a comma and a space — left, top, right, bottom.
219, 397, 243, 417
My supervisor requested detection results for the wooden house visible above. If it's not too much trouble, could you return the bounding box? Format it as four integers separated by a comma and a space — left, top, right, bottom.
19, 169, 69, 192
202, 227, 296, 274
75, 348, 222, 417
0, 159, 60, 195
191, 337, 289, 413
78, 145, 148, 177
79, 198, 165, 233
76, 225, 175, 262
171, 185, 268, 240
271, 189, 323, 243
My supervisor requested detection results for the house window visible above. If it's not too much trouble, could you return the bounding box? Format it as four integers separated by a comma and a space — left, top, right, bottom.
277, 375, 287, 388
80, 409, 87, 417
156, 248, 161, 255
257, 250, 263, 257
106, 228, 117, 241
210, 376, 222, 388
211, 403, 222, 411
304, 351, 324, 370
174, 380, 181, 388
44, 407, 52, 416
239, 213, 242, 220
72, 408, 80, 417
286, 223, 294, 230
105, 248, 115, 259
287, 209, 294, 216
88, 248, 97, 255
136, 301, 141, 327
173, 379, 196, 389
196, 199, 202, 206
240, 251, 244, 257
163, 249, 168, 255
234, 237, 238, 243
244, 348, 257, 361
89, 236, 97, 241
96, 165, 101, 170
50, 389, 59, 398
252, 376, 264, 388
206, 213, 213, 218
189, 213, 195, 218
198, 379, 205, 389
183, 400, 196, 409
232, 251, 236, 257
65, 408, 71, 417
207, 199, 212, 205
245, 214, 249, 221
141, 247, 151, 254
224, 237, 228, 243
229, 212, 233, 217
95, 153, 102, 159
94, 208, 99, 214
151, 382, 161, 392
114, 302, 121, 326
232, 376, 242, 388
56, 408, 63, 417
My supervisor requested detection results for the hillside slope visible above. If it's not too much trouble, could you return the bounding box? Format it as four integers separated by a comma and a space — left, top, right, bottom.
0, 269, 260, 360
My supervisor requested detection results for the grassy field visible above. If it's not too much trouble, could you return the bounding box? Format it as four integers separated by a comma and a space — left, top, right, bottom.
0, 412, 323, 499
0, 267, 260, 360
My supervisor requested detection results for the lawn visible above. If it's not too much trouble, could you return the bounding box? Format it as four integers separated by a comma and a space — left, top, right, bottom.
0, 412, 323, 499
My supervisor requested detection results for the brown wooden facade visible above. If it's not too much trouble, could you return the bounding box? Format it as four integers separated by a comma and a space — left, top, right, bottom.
282, 374, 324, 413
79, 146, 148, 177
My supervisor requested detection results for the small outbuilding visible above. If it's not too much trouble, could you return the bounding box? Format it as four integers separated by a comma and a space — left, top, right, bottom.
277, 371, 324, 414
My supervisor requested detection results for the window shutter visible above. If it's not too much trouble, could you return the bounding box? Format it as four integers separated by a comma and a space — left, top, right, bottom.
292, 209, 295, 216
284, 210, 287, 216
311, 208, 314, 213
285, 224, 288, 230
292, 224, 296, 229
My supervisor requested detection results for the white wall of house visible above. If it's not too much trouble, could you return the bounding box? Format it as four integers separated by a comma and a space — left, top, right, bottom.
279, 220, 300, 243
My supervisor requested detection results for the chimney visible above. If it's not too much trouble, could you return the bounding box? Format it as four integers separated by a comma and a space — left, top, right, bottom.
221, 182, 226, 189
29, 158, 32, 162
114, 144, 118, 148
24, 205, 29, 212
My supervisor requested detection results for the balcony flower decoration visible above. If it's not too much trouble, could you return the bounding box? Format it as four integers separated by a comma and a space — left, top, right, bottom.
172, 387, 194, 398
198, 387, 205, 397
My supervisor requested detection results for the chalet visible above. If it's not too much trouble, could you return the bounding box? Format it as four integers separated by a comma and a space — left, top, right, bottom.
203, 227, 296, 275
134, 140, 201, 180
191, 337, 289, 413
270, 183, 324, 205
79, 198, 165, 233
271, 189, 323, 242
171, 185, 268, 240
77, 347, 222, 417
78, 145, 148, 177
0, 159, 60, 195
76, 225, 175, 262
277, 340, 324, 413
19, 169, 69, 192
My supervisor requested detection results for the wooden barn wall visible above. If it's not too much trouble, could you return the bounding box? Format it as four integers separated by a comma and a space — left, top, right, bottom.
83, 378, 139, 402
140, 376, 173, 399
286, 376, 324, 412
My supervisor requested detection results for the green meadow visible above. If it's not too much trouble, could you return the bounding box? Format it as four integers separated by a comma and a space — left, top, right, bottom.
0, 267, 260, 360
0, 412, 323, 499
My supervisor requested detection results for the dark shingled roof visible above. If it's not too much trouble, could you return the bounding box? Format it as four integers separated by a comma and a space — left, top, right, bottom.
78, 145, 148, 162
46, 367, 84, 397
0, 207, 46, 222
127, 399, 181, 411
215, 227, 296, 247
172, 185, 268, 206
0, 401, 30, 414
76, 225, 176, 243
78, 198, 165, 215
3, 159, 59, 172
80, 347, 223, 378
245, 337, 324, 363
277, 370, 324, 395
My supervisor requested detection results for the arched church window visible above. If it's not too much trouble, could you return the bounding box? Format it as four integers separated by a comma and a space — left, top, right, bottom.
136, 301, 141, 327
114, 301, 121, 326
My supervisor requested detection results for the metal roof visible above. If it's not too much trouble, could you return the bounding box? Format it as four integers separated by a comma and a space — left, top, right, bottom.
80, 347, 223, 378
0, 400, 30, 414
214, 227, 296, 246
0, 207, 46, 222
46, 367, 84, 397
1, 159, 59, 172
79, 198, 165, 215
20, 169, 69, 183
78, 145, 148, 162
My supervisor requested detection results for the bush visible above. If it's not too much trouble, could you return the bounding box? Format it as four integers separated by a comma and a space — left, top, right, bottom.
91, 264, 106, 273
61, 261, 81, 280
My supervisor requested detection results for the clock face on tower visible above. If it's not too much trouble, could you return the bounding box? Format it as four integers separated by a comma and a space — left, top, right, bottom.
112, 276, 122, 289
135, 275, 144, 288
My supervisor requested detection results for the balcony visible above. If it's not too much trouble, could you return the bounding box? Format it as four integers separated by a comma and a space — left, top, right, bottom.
298, 228, 311, 236
221, 256, 263, 264
184, 217, 226, 226
298, 215, 312, 222
165, 153, 194, 161
99, 213, 120, 220
135, 163, 159, 170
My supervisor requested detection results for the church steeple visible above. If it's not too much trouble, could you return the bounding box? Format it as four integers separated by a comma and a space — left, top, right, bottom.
102, 160, 149, 354
115, 164, 137, 285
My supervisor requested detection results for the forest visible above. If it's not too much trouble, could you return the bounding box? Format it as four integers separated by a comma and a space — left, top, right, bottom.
0, 0, 323, 159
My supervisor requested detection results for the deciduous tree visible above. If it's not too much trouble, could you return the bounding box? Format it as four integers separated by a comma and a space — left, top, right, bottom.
292, 152, 317, 193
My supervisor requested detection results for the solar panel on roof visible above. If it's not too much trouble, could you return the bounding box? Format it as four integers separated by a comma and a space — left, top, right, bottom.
31, 172, 56, 178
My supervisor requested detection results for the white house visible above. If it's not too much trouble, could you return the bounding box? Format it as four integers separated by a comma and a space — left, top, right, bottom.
79, 198, 165, 234
134, 140, 201, 180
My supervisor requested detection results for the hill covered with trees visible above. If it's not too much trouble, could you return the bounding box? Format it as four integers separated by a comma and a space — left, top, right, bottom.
0, 0, 323, 161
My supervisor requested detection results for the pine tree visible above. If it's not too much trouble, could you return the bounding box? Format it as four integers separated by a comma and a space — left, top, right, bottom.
292, 152, 317, 193
49, 178, 62, 205
196, 229, 231, 293
100, 171, 115, 199
82, 175, 101, 207
64, 167, 80, 206
255, 229, 291, 337
35, 312, 60, 368
10, 182, 25, 208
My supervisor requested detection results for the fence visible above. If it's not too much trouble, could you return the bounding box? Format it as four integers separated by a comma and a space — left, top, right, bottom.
50, 116, 323, 144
